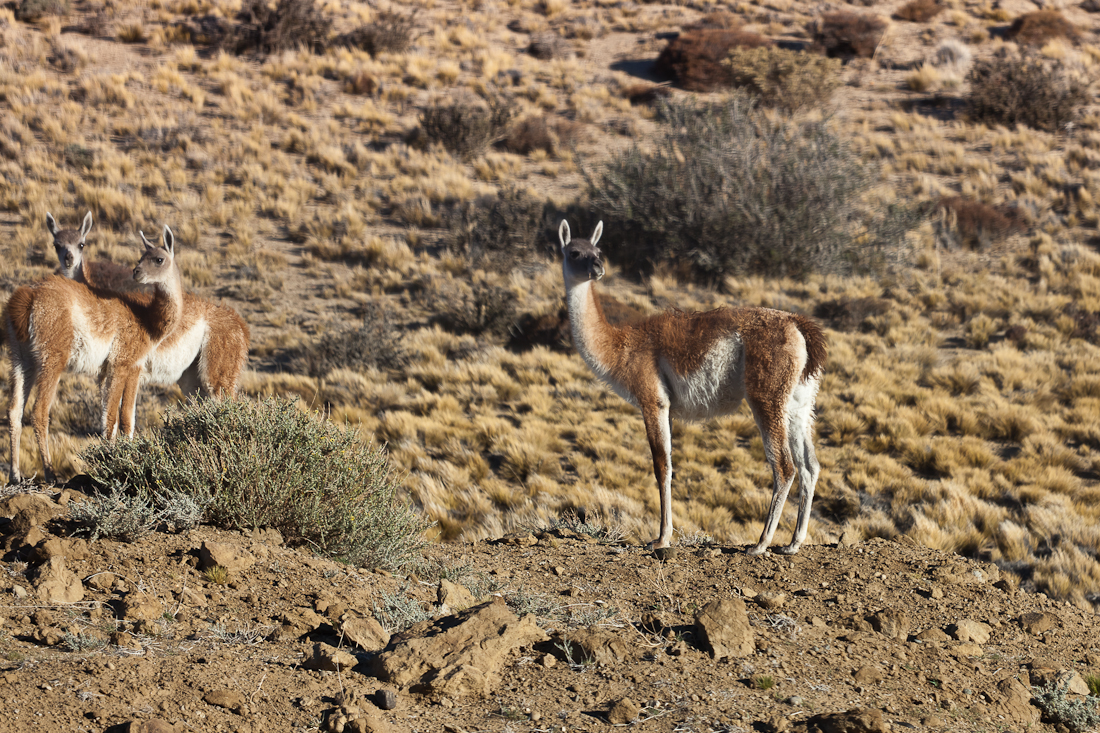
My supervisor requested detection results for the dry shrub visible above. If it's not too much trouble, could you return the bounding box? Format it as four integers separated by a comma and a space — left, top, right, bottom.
895, 0, 943, 23
281, 303, 405, 377
15, 0, 68, 22
48, 42, 86, 73
502, 115, 586, 155
444, 185, 551, 270
117, 23, 147, 43
813, 297, 892, 332
344, 71, 378, 96
420, 92, 517, 160
809, 12, 889, 60
527, 32, 573, 60
932, 38, 972, 73
429, 281, 518, 339
966, 54, 1088, 132
335, 10, 416, 56
938, 196, 1024, 249
1005, 10, 1079, 46
621, 83, 672, 106
724, 47, 842, 112
172, 14, 229, 46
588, 97, 918, 279
655, 28, 774, 91
224, 0, 332, 56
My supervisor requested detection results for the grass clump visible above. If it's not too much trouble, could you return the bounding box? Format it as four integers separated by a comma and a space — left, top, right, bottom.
224, 0, 332, 56
724, 47, 842, 112
420, 92, 517, 160
587, 97, 916, 280
1005, 11, 1079, 46
966, 54, 1088, 132
15, 0, 69, 22
444, 185, 552, 269
895, 0, 943, 23
1033, 678, 1100, 732
335, 10, 417, 56
809, 12, 889, 59
68, 488, 160, 542
503, 115, 586, 156
281, 302, 406, 377
79, 397, 430, 571
655, 27, 774, 91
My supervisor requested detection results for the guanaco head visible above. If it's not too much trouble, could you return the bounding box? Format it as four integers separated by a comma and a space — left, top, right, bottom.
559, 220, 605, 285
135, 225, 177, 285
47, 211, 93, 279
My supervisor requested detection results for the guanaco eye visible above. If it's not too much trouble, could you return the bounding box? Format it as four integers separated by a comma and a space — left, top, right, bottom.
79, 243, 85, 249
570, 251, 580, 260
156, 257, 164, 265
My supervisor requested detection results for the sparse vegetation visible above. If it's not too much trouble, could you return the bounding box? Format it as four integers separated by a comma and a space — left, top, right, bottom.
809, 12, 889, 59
724, 47, 842, 111
420, 93, 517, 160
587, 97, 916, 279
281, 303, 406, 377
1005, 11, 1079, 46
224, 0, 332, 56
1033, 678, 1100, 732
335, 10, 417, 56
79, 398, 430, 571
655, 28, 774, 91
966, 54, 1088, 131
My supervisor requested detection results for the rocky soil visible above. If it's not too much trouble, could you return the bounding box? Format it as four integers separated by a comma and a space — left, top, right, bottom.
2, 488, 1099, 733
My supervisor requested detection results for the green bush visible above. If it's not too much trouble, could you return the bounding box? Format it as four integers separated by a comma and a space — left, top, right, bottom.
724, 47, 842, 112
967, 54, 1088, 132
586, 97, 917, 280
80, 397, 430, 571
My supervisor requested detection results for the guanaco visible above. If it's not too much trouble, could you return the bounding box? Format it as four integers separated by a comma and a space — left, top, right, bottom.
558, 220, 827, 555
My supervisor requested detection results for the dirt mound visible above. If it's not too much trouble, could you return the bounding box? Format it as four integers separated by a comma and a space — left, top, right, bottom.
0, 489, 1097, 732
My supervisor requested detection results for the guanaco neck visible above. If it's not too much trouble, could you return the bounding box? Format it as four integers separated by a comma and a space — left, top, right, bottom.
564, 276, 620, 377
145, 272, 184, 344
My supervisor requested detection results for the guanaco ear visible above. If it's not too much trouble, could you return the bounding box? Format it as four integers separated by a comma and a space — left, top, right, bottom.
46, 212, 59, 236
590, 220, 603, 247
162, 225, 175, 255
80, 211, 93, 240
140, 230, 155, 250
559, 219, 571, 250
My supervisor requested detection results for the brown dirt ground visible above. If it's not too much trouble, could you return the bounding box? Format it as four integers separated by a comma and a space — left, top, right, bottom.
2, 486, 1096, 733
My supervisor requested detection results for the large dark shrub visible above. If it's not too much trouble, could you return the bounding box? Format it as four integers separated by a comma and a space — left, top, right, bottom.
586, 97, 918, 280
655, 28, 774, 91
80, 397, 430, 570
224, 0, 332, 56
420, 92, 517, 160
966, 54, 1088, 131
1005, 10, 1079, 46
335, 10, 417, 55
809, 12, 888, 59
444, 185, 553, 269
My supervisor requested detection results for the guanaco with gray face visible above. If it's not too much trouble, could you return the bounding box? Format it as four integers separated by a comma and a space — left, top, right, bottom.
558, 220, 827, 555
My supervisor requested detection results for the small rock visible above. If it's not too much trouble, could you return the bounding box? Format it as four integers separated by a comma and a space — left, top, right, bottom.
954, 642, 983, 657
915, 627, 949, 642
348, 715, 394, 733
303, 643, 358, 672
34, 557, 84, 604
1, 493, 60, 525
1019, 612, 1057, 635
853, 665, 884, 686
126, 720, 180, 733
203, 689, 245, 712
607, 697, 640, 725
198, 540, 255, 573
343, 616, 390, 652
921, 715, 946, 728
12, 585, 28, 600
786, 695, 804, 706
868, 608, 910, 640
794, 708, 885, 733
122, 594, 163, 621
437, 579, 475, 612
951, 619, 991, 644
990, 677, 1040, 725
694, 598, 754, 660
930, 586, 944, 599
251, 527, 283, 546
541, 653, 557, 668
755, 591, 787, 610
111, 631, 142, 650
85, 572, 117, 592
374, 689, 398, 710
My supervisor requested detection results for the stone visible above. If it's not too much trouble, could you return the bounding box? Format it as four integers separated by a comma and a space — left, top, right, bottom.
122, 594, 163, 621
203, 689, 245, 712
348, 715, 394, 733
921, 715, 946, 728
372, 598, 548, 697
755, 591, 788, 610
562, 628, 635, 665
251, 527, 283, 546
34, 557, 83, 604
950, 619, 991, 644
868, 608, 909, 640
915, 627, 949, 642
343, 616, 390, 652
791, 708, 886, 733
12, 585, 27, 599
303, 643, 358, 672
126, 720, 180, 733
9, 525, 47, 550
437, 579, 475, 612
177, 587, 207, 609
374, 689, 398, 710
111, 632, 142, 650
694, 598, 754, 660
32, 537, 88, 562
85, 572, 117, 592
953, 642, 982, 657
1030, 669, 1091, 695
1019, 612, 1057, 635
198, 540, 255, 573
853, 666, 884, 686
989, 677, 1040, 726
607, 697, 640, 725
0, 493, 61, 525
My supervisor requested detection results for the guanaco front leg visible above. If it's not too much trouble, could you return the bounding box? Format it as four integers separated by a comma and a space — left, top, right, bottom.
642, 402, 674, 550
